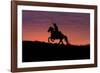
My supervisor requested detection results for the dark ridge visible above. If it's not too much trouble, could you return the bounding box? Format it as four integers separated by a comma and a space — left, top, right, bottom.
22, 41, 90, 62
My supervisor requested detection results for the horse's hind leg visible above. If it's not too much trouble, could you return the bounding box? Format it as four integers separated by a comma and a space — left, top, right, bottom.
64, 36, 70, 45
59, 39, 63, 44
66, 37, 68, 44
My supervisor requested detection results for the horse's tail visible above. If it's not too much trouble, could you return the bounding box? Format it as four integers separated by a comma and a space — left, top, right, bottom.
64, 35, 70, 45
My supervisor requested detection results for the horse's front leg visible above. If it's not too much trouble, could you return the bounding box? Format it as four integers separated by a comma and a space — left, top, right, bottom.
48, 37, 55, 43
51, 38, 54, 42
48, 37, 52, 43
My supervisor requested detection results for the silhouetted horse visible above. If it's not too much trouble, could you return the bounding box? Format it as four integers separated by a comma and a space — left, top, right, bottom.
48, 26, 69, 45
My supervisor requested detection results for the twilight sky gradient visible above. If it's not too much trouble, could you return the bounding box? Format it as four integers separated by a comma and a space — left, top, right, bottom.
22, 10, 90, 45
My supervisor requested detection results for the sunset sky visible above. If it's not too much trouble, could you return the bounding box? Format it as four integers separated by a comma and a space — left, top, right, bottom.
22, 10, 90, 45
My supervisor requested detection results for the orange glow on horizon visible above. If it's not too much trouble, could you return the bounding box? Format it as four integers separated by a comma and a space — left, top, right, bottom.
22, 11, 90, 45
22, 23, 90, 45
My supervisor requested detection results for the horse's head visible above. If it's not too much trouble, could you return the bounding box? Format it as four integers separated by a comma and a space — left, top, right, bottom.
48, 26, 54, 32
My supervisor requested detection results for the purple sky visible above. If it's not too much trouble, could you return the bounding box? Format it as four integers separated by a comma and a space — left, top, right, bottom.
22, 10, 90, 45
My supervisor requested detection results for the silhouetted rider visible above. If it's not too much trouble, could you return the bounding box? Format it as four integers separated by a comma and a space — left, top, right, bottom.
53, 23, 59, 32
53, 23, 59, 38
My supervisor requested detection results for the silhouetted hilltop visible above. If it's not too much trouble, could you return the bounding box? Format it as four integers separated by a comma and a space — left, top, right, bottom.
22, 41, 90, 62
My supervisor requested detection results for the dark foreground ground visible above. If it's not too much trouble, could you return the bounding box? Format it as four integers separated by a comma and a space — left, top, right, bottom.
22, 41, 90, 62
